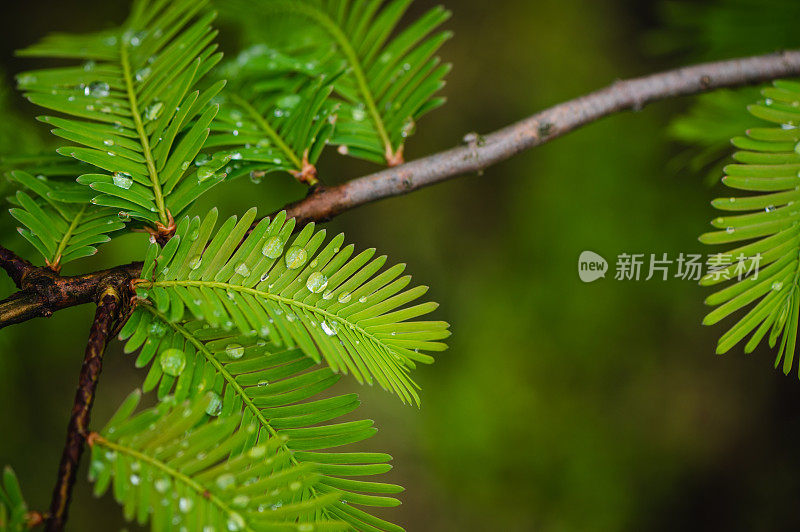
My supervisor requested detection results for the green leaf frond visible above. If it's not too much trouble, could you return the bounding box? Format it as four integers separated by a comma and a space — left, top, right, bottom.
129, 207, 449, 405
89, 390, 351, 531
7, 170, 124, 267
668, 88, 759, 184
701, 80, 800, 374
222, 0, 452, 165
16, 0, 226, 227
118, 310, 406, 531
0, 466, 30, 532
208, 46, 340, 184
2, 153, 93, 181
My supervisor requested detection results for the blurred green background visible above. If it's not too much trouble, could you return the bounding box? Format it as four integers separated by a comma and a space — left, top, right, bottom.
3, 0, 800, 530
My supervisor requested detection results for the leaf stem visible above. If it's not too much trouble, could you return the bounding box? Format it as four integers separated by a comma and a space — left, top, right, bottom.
50, 205, 87, 271
120, 43, 168, 226
229, 93, 304, 171
141, 279, 404, 368
263, 2, 395, 163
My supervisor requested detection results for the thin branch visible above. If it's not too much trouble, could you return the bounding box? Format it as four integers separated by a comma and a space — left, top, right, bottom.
44, 272, 132, 532
3, 50, 800, 326
0, 244, 36, 288
0, 263, 141, 329
279, 49, 800, 225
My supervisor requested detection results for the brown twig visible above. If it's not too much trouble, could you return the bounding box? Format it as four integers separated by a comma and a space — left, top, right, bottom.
0, 263, 141, 329
277, 50, 800, 226
44, 272, 132, 532
3, 50, 800, 327
0, 245, 36, 288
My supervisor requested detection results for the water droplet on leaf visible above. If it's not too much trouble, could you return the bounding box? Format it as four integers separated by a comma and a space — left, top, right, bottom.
285, 246, 307, 269
225, 344, 244, 359
112, 172, 133, 189
306, 272, 328, 293
160, 348, 186, 376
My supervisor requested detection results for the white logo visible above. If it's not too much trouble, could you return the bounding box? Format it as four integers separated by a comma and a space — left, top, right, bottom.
578, 251, 608, 283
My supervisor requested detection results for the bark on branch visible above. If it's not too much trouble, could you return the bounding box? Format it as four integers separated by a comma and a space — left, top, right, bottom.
0, 245, 36, 288
3, 50, 800, 327
0, 263, 141, 329
43, 272, 132, 531
279, 50, 800, 225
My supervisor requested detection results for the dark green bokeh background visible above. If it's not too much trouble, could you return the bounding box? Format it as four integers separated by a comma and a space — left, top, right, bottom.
2, 1, 800, 530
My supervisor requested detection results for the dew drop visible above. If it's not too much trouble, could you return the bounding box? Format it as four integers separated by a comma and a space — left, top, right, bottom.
227, 513, 245, 531
160, 348, 186, 376
154, 477, 171, 493
197, 166, 216, 182
216, 473, 236, 490
358, 296, 368, 303
112, 172, 133, 189
338, 292, 352, 304
130, 474, 141, 486
205, 392, 223, 416
352, 106, 366, 121
103, 138, 114, 146
189, 256, 202, 270
144, 101, 163, 121
261, 237, 285, 260
225, 343, 245, 359
321, 321, 338, 336
232, 495, 250, 508
85, 81, 110, 97
178, 497, 193, 513
306, 272, 328, 293
772, 281, 784, 291
135, 66, 151, 82
285, 246, 307, 269
235, 263, 250, 277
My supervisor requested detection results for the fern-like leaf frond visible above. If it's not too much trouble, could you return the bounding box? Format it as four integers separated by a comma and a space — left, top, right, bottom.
209, 46, 339, 185
7, 170, 124, 268
132, 208, 449, 405
0, 466, 30, 532
701, 80, 800, 374
118, 309, 406, 531
89, 390, 349, 531
224, 0, 452, 165
16, 0, 226, 228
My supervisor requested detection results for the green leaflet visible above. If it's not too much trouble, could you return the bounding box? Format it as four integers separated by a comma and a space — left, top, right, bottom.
221, 0, 452, 165
701, 80, 800, 374
668, 88, 759, 185
132, 208, 449, 405
7, 170, 124, 267
118, 309, 406, 531
89, 390, 349, 531
16, 0, 226, 227
208, 46, 339, 184
0, 466, 29, 532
